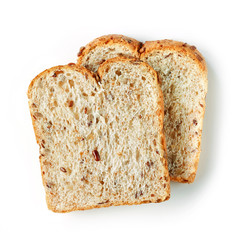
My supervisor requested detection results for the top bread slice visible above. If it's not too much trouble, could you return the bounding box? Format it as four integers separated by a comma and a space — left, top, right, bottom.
77, 34, 142, 72
77, 35, 208, 183
27, 58, 170, 213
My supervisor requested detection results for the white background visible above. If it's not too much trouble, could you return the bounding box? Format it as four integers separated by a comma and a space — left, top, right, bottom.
1, 0, 244, 239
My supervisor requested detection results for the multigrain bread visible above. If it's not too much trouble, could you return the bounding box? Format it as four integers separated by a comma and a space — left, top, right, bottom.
28, 59, 170, 212
77, 35, 208, 183
77, 34, 142, 72
140, 40, 208, 183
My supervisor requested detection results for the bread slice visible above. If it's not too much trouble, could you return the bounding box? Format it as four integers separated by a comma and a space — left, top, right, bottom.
140, 40, 208, 183
27, 59, 170, 212
77, 34, 142, 72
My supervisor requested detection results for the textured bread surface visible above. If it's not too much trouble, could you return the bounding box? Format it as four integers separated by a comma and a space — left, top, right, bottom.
77, 34, 142, 72
141, 40, 208, 183
28, 60, 170, 212
78, 36, 208, 183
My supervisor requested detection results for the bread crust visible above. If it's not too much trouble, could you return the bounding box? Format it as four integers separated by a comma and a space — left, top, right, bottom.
140, 39, 207, 77
49, 198, 167, 213
140, 40, 208, 183
77, 34, 142, 68
28, 59, 170, 212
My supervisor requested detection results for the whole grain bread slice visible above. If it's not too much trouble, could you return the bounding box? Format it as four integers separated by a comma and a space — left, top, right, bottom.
28, 59, 170, 213
77, 34, 142, 72
140, 40, 208, 183
77, 35, 208, 183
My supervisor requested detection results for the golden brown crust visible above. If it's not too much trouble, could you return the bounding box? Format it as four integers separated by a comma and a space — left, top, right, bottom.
140, 39, 208, 183
50, 198, 168, 213
77, 34, 142, 67
171, 174, 195, 183
140, 39, 207, 79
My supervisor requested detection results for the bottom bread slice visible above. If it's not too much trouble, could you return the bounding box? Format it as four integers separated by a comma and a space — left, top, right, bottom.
141, 40, 208, 183
27, 60, 170, 212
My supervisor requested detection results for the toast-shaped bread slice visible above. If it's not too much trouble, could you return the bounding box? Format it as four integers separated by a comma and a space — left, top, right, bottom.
27, 59, 170, 212
140, 40, 208, 183
77, 35, 208, 183
77, 34, 142, 72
